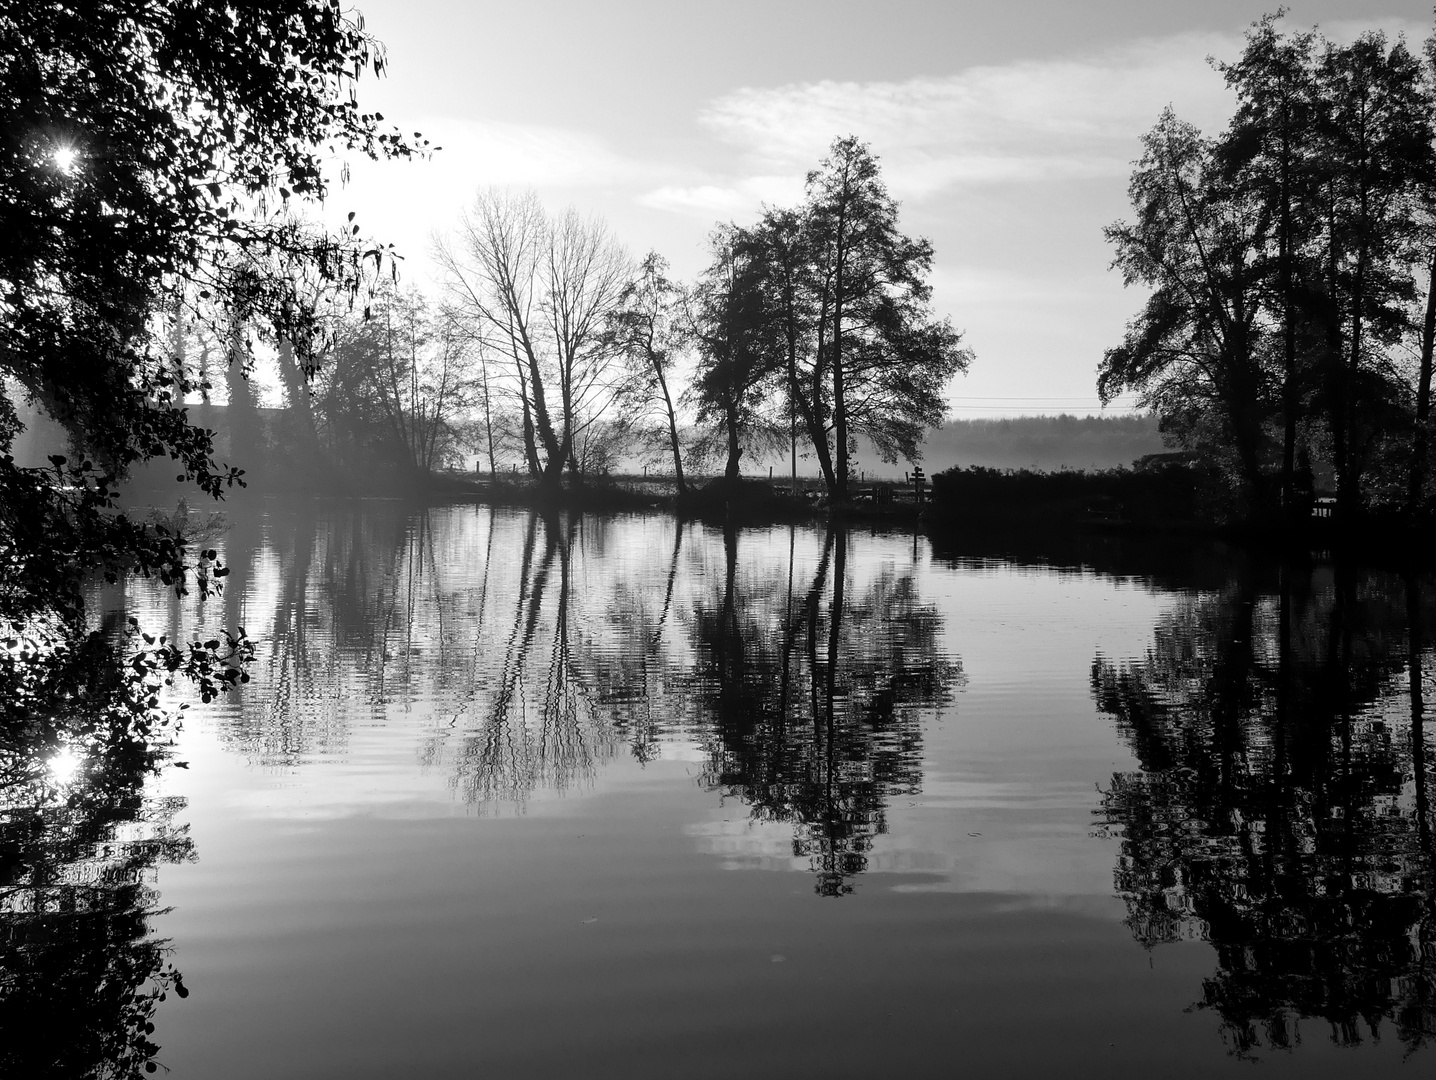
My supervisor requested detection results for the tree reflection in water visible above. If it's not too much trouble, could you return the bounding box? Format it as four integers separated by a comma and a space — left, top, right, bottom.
0, 635, 193, 1078
202, 503, 962, 895
1094, 564, 1436, 1056
690, 524, 963, 895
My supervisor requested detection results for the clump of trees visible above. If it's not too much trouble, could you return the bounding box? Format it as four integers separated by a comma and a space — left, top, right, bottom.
3, 1, 426, 634
309, 286, 479, 478
1103, 13, 1436, 525
685, 137, 973, 500
339, 136, 971, 500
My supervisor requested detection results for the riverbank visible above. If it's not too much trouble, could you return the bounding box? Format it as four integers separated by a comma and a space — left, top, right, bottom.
126, 458, 1435, 565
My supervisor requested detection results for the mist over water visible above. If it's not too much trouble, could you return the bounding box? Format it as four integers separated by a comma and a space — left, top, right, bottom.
18, 498, 1432, 1077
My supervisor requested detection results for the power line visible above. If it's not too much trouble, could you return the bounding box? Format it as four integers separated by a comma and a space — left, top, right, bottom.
952, 395, 1141, 401
947, 404, 1148, 408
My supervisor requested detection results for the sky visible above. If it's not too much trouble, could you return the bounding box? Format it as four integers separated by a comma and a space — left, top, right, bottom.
336, 0, 1436, 418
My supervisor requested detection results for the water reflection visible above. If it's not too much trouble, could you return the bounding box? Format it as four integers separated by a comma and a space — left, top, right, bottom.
154, 501, 962, 895
1094, 564, 1436, 1056
437, 510, 625, 803
0, 642, 192, 1078
690, 524, 962, 894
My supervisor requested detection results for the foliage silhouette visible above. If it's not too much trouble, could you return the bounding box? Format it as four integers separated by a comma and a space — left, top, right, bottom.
1104, 15, 1436, 526
1094, 562, 1436, 1056
688, 524, 962, 894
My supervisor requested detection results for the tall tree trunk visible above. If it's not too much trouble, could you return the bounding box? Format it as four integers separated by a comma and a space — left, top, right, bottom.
654, 363, 686, 496
516, 362, 540, 476
224, 322, 259, 470
724, 394, 742, 485
831, 203, 850, 501
1279, 126, 1299, 523
794, 303, 837, 494
276, 340, 321, 460
478, 356, 497, 478
1407, 249, 1436, 517
1324, 199, 1351, 526
510, 317, 562, 479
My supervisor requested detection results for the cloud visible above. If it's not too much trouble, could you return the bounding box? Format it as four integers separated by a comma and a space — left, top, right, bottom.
692, 32, 1248, 203
635, 174, 803, 217
637, 17, 1431, 218
411, 116, 665, 189
343, 114, 670, 208
334, 116, 688, 280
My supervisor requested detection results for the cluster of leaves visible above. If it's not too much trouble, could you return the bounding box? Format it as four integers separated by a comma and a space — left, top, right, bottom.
1103, 13, 1436, 522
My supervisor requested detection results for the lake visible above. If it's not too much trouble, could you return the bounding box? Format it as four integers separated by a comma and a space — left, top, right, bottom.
15, 498, 1436, 1077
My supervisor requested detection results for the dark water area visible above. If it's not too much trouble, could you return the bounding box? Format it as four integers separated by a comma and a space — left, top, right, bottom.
8, 497, 1436, 1077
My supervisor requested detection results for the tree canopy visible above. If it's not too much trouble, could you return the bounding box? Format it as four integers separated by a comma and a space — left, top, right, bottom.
689, 137, 971, 499
2, 1, 425, 619
1103, 14, 1436, 524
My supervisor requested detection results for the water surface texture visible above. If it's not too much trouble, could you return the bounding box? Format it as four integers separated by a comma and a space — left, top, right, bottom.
28, 500, 1436, 1077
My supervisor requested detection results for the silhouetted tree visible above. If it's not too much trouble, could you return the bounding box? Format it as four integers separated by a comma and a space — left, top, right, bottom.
799, 137, 971, 499
609, 252, 691, 494
1309, 32, 1433, 519
1, 0, 424, 628
1215, 16, 1321, 517
687, 225, 786, 484
1104, 16, 1436, 524
1102, 110, 1275, 514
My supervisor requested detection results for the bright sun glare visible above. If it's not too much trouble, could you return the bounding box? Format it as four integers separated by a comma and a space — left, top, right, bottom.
47, 746, 81, 785
52, 145, 78, 174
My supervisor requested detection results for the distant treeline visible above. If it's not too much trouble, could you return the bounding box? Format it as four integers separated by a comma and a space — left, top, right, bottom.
663, 413, 1164, 482
917, 413, 1164, 473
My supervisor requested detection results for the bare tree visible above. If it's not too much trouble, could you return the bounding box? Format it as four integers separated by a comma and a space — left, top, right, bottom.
310, 287, 476, 475
372, 290, 476, 472
437, 190, 631, 486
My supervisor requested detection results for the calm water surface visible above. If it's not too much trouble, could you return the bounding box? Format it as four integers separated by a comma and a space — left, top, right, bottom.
29, 499, 1436, 1076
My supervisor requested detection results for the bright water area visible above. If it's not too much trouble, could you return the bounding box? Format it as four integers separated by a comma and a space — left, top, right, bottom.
73, 499, 1436, 1076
